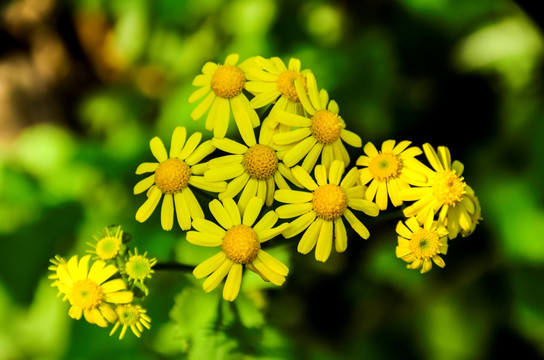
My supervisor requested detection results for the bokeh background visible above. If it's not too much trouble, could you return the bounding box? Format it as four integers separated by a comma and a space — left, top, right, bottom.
1, 0, 544, 359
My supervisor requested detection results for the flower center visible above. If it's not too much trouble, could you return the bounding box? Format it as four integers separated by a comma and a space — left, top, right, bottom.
312, 184, 348, 220
154, 158, 191, 194
368, 152, 402, 182
242, 144, 278, 180
433, 170, 465, 206
409, 229, 441, 259
116, 304, 141, 326
211, 65, 246, 98
221, 224, 260, 264
276, 70, 306, 102
70, 279, 103, 310
310, 110, 342, 145
125, 256, 152, 280
95, 236, 121, 260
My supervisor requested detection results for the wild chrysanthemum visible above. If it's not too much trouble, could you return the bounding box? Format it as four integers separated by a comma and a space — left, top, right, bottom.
134, 126, 226, 231
400, 143, 480, 239
189, 53, 259, 146
49, 255, 133, 327
204, 136, 300, 214
87, 225, 124, 261
356, 140, 427, 210
273, 72, 362, 172
245, 56, 309, 144
109, 304, 151, 340
395, 217, 449, 274
274, 160, 380, 262
123, 248, 157, 286
188, 197, 289, 301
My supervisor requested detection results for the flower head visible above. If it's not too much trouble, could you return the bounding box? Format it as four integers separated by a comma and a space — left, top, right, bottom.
357, 140, 427, 210
109, 304, 151, 340
189, 53, 259, 146
87, 225, 124, 261
123, 248, 157, 285
188, 197, 289, 301
273, 72, 362, 172
49, 255, 133, 327
395, 217, 449, 273
245, 57, 310, 144
274, 160, 380, 262
204, 136, 299, 214
400, 143, 480, 239
134, 126, 226, 231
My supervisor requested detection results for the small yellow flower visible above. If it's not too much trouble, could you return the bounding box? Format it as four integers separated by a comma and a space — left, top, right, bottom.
274, 160, 380, 262
87, 225, 124, 261
134, 126, 226, 231
356, 140, 427, 210
400, 143, 480, 239
189, 53, 260, 146
49, 255, 133, 327
204, 136, 300, 215
273, 72, 362, 172
188, 197, 289, 301
245, 56, 310, 144
109, 304, 151, 340
124, 248, 157, 285
395, 217, 449, 274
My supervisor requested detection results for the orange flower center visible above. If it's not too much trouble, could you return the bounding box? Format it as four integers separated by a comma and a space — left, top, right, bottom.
276, 70, 306, 102
312, 184, 348, 220
221, 224, 260, 264
368, 152, 402, 181
433, 170, 465, 206
310, 110, 342, 145
70, 279, 103, 310
154, 158, 191, 194
242, 144, 278, 180
211, 65, 245, 98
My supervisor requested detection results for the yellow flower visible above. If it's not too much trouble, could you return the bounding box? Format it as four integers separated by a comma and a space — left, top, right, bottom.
204, 136, 301, 215
109, 304, 151, 340
395, 217, 449, 274
274, 160, 380, 262
134, 126, 226, 231
188, 197, 289, 301
86, 225, 124, 261
400, 143, 480, 239
461, 193, 482, 237
273, 72, 362, 172
189, 53, 259, 146
49, 255, 133, 327
245, 56, 309, 144
123, 248, 157, 286
356, 140, 427, 210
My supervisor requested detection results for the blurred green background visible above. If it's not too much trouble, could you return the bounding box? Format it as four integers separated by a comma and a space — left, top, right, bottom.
1, 0, 544, 359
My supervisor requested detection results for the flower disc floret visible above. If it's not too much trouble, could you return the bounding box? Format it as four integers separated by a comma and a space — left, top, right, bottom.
154, 158, 191, 194
70, 279, 103, 310
242, 144, 278, 180
312, 184, 348, 220
221, 224, 261, 264
310, 110, 342, 145
433, 170, 465, 206
125, 255, 153, 281
95, 236, 121, 260
276, 70, 306, 102
369, 152, 402, 182
409, 228, 441, 259
211, 65, 246, 99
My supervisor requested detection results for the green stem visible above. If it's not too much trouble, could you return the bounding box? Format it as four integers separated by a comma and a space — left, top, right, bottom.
154, 262, 194, 272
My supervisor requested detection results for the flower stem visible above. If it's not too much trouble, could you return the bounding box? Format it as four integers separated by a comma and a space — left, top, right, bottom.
154, 262, 194, 272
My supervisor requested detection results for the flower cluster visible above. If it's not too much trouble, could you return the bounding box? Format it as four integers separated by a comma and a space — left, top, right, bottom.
49, 225, 155, 339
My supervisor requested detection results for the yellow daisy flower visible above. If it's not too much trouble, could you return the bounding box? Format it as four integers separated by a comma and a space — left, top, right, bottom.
109, 304, 151, 340
204, 136, 301, 215
49, 255, 133, 327
395, 217, 449, 274
86, 225, 124, 261
245, 56, 309, 144
188, 197, 289, 302
356, 140, 427, 210
273, 72, 362, 172
274, 160, 380, 262
134, 126, 226, 231
123, 248, 157, 286
188, 53, 259, 146
400, 143, 480, 239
